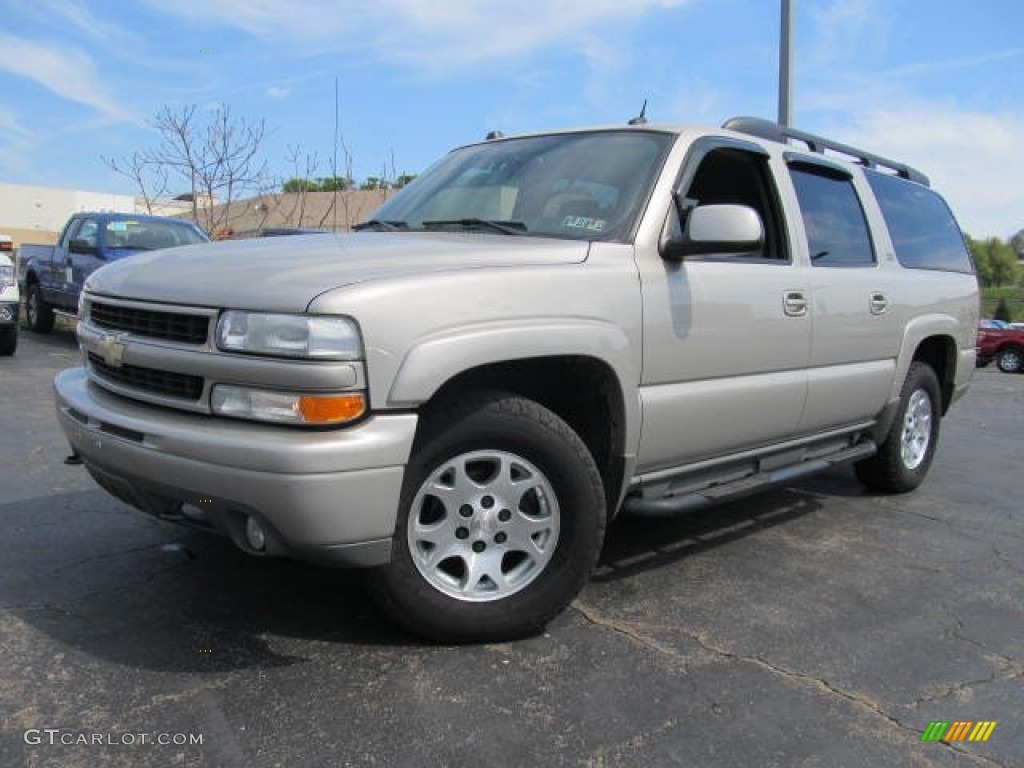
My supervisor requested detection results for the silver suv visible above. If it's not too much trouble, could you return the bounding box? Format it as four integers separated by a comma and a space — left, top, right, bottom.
55, 117, 978, 641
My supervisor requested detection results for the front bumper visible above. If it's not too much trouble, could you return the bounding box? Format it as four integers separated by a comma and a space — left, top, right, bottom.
55, 367, 417, 567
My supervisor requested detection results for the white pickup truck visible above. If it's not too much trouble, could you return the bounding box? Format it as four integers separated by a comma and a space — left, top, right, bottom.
0, 235, 18, 355
54, 117, 978, 641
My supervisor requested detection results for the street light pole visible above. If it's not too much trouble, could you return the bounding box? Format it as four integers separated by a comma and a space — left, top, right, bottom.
778, 0, 793, 127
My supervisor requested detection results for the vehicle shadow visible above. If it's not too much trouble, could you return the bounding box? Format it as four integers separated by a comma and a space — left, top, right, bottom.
2, 470, 866, 672
1, 491, 410, 676
596, 467, 866, 582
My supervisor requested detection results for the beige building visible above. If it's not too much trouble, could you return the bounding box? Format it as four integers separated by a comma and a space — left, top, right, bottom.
0, 181, 394, 245
198, 189, 393, 238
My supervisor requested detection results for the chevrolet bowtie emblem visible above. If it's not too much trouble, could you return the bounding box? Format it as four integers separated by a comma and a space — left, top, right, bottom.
98, 332, 127, 368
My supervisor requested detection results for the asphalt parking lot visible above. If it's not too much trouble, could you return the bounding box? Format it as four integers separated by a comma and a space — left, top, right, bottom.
1, 326, 1021, 768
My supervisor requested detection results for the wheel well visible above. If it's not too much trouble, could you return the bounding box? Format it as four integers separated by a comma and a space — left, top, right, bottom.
422, 357, 627, 518
912, 336, 957, 414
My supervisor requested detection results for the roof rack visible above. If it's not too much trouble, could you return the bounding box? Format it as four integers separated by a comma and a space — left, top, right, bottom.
721, 116, 929, 187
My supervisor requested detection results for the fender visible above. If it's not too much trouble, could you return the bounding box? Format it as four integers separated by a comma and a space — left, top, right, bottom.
891, 312, 966, 402
387, 317, 642, 451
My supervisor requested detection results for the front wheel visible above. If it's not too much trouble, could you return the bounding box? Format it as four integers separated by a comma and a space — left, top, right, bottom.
996, 345, 1024, 373
371, 392, 606, 642
25, 284, 55, 334
855, 362, 941, 493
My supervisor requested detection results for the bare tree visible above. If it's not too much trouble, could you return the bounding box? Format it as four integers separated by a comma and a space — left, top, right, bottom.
104, 104, 268, 234
102, 151, 168, 214
282, 145, 322, 228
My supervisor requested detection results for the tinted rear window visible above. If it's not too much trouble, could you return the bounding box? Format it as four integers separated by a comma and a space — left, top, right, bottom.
865, 171, 973, 274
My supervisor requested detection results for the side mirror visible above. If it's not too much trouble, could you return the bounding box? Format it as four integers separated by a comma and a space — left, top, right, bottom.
661, 202, 764, 261
69, 238, 98, 255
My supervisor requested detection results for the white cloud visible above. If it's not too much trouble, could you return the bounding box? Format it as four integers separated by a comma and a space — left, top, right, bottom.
0, 105, 39, 179
0, 32, 131, 120
831, 104, 1024, 239
267, 85, 291, 100
806, 0, 887, 68
29, 0, 140, 46
141, 0, 691, 72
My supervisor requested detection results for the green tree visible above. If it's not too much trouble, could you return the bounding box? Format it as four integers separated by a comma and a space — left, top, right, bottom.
966, 235, 1020, 287
987, 237, 1019, 287
317, 176, 351, 192
282, 177, 317, 193
1010, 228, 1024, 258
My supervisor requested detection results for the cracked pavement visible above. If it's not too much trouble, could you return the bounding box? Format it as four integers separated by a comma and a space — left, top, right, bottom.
1, 329, 1021, 767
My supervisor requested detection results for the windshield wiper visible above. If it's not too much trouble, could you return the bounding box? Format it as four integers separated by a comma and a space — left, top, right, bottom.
353, 219, 408, 232
422, 218, 528, 235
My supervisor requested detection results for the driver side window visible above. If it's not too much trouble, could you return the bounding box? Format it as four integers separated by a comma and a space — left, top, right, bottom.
73, 219, 99, 249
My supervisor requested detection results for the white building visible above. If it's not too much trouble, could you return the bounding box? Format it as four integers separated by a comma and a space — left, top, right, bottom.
0, 182, 190, 245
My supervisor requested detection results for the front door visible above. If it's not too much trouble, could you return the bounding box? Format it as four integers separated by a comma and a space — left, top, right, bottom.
635, 141, 811, 472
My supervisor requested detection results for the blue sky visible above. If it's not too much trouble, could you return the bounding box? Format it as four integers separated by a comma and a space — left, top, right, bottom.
1, 0, 1021, 238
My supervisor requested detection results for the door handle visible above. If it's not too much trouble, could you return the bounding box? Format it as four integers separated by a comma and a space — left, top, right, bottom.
783, 290, 808, 317
869, 292, 888, 315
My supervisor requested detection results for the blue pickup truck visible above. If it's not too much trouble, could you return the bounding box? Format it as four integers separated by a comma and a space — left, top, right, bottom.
19, 212, 209, 333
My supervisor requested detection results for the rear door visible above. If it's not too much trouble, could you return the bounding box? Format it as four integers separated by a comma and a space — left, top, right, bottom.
784, 159, 900, 432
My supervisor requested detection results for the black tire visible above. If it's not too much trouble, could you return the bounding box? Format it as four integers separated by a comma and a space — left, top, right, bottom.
371, 392, 606, 643
855, 362, 941, 494
0, 326, 16, 356
25, 284, 55, 334
996, 345, 1024, 374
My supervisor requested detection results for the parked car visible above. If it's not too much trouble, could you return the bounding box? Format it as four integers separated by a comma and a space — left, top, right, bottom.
977, 322, 1024, 372
55, 116, 978, 641
19, 213, 209, 334
0, 235, 18, 355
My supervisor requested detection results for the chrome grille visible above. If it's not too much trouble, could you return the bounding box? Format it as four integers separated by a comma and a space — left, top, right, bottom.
88, 353, 204, 401
90, 302, 209, 344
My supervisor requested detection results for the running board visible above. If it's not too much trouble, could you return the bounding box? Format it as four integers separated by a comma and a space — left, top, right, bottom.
622, 440, 877, 519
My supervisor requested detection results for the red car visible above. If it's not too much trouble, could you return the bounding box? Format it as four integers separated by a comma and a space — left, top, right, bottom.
977, 320, 1024, 372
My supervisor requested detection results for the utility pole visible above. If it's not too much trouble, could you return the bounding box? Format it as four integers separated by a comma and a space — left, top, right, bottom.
778, 0, 793, 127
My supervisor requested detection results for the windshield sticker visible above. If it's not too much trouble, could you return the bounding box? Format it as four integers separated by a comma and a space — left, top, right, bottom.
562, 216, 606, 232
108, 222, 128, 231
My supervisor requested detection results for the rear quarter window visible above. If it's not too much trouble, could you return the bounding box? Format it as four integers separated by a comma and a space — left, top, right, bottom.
865, 170, 973, 274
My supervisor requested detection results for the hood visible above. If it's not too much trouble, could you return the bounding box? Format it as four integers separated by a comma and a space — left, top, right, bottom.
85, 232, 589, 312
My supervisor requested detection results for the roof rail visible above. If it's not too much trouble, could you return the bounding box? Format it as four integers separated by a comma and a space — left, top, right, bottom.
722, 116, 929, 187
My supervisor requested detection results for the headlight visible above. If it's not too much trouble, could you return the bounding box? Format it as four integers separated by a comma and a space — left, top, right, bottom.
217, 312, 362, 360
211, 385, 366, 426
0, 265, 12, 292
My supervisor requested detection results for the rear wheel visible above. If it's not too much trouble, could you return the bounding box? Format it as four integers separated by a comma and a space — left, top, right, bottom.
372, 392, 606, 642
996, 345, 1023, 373
856, 362, 941, 493
25, 284, 55, 334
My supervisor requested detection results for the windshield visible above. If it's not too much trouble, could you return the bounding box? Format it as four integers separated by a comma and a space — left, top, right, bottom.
103, 219, 209, 251
368, 130, 673, 241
